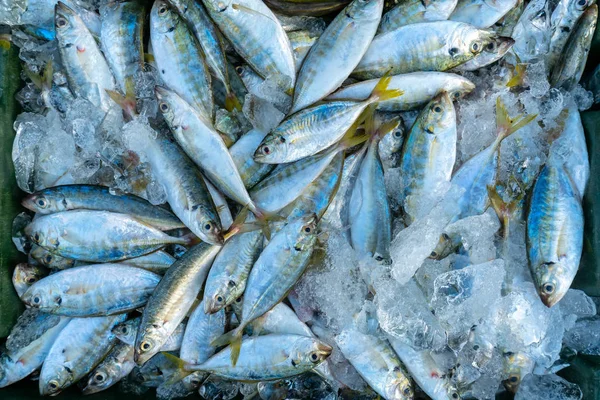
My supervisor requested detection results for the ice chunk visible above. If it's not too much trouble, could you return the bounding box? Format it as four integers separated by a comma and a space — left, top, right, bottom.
242, 94, 286, 133
560, 289, 597, 322
441, 209, 500, 265
199, 376, 240, 400
515, 374, 582, 400
563, 317, 600, 356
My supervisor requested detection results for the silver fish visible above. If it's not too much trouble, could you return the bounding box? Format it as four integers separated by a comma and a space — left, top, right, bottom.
379, 0, 458, 33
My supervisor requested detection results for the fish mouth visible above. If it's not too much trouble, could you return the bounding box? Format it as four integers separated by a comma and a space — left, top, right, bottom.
21, 194, 36, 211
204, 298, 222, 314
316, 342, 333, 357
81, 384, 102, 395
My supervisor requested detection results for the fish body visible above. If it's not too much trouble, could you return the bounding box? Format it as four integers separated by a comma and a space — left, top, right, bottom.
450, 0, 518, 28
230, 129, 276, 189
151, 0, 213, 121
379, 0, 459, 33
288, 30, 318, 72
336, 330, 413, 400
82, 342, 135, 394
25, 210, 187, 262
353, 21, 495, 78
12, 263, 48, 299
327, 72, 475, 111
527, 163, 584, 307
493, 0, 524, 36
22, 184, 184, 231
55, 2, 116, 112
290, 0, 383, 113
135, 243, 221, 364
201, 0, 296, 93
39, 314, 126, 395
264, 0, 351, 16
22, 264, 160, 316
118, 250, 176, 275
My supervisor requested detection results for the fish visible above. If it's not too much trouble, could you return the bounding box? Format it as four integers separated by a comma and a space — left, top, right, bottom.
173, 334, 332, 381
203, 229, 264, 314
290, 0, 383, 114
547, 0, 597, 71
450, 36, 515, 71
29, 244, 78, 270
100, 0, 145, 117
229, 129, 276, 189
353, 21, 496, 79
82, 342, 136, 394
378, 0, 459, 34
12, 263, 49, 299
327, 72, 475, 111
0, 310, 70, 388
113, 317, 186, 352
168, 0, 240, 111
336, 330, 414, 400
39, 314, 126, 395
452, 97, 536, 219
399, 92, 457, 223
511, 0, 552, 62
201, 0, 296, 94
549, 4, 598, 91
526, 162, 584, 307
255, 75, 401, 164
22, 184, 185, 231
55, 1, 116, 112
150, 0, 213, 122
155, 86, 266, 220
22, 264, 161, 316
135, 242, 221, 364
449, 0, 519, 28
212, 215, 318, 365
25, 210, 189, 262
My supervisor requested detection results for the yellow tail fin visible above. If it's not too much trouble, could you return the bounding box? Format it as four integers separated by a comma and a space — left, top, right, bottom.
506, 56, 526, 88
161, 352, 193, 385
210, 327, 244, 366
225, 92, 242, 112
368, 73, 404, 104
495, 97, 537, 142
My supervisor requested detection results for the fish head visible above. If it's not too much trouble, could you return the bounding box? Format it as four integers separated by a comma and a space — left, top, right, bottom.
377, 113, 404, 152
446, 78, 475, 102
429, 233, 454, 259
204, 286, 230, 314
570, 0, 595, 14
419, 91, 454, 135
154, 86, 179, 127
290, 213, 318, 251
13, 263, 46, 295
484, 36, 515, 57
293, 337, 332, 368
22, 191, 61, 213
134, 324, 166, 365
345, 0, 384, 21
502, 351, 534, 393
533, 261, 570, 307
40, 367, 71, 396
449, 26, 496, 66
22, 284, 60, 312
25, 219, 60, 251
82, 364, 117, 395
181, 372, 205, 392
192, 211, 224, 245
54, 2, 79, 35
385, 366, 413, 400
150, 0, 180, 34
254, 131, 289, 164
112, 318, 140, 344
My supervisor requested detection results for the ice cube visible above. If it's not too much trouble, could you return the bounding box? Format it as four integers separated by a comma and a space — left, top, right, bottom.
560, 289, 597, 321
242, 94, 286, 133
441, 209, 500, 265
515, 374, 582, 400
563, 317, 600, 356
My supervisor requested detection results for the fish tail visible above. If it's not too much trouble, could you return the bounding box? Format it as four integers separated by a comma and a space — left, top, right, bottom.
495, 97, 537, 144
224, 91, 242, 112
161, 352, 194, 384
368, 72, 404, 104
106, 80, 137, 120
248, 204, 285, 241
43, 61, 53, 89
175, 232, 199, 247
211, 326, 244, 366
487, 185, 521, 238
506, 56, 526, 88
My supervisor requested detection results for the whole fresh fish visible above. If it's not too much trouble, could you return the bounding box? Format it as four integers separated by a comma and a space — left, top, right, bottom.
213, 215, 318, 365
126, 128, 223, 245
12, 263, 49, 299
29, 244, 77, 270
451, 36, 515, 71
39, 314, 126, 395
99, 0, 144, 115
229, 129, 276, 189
22, 264, 160, 316
201, 0, 296, 94
25, 210, 188, 262
255, 76, 401, 164
400, 92, 457, 223
182, 334, 332, 381
452, 98, 536, 219
353, 21, 496, 78
155, 86, 265, 219
290, 0, 383, 114
22, 184, 185, 231
547, 0, 596, 71
0, 310, 70, 388
287, 30, 318, 72
327, 72, 475, 111
82, 342, 135, 394
150, 0, 213, 121
378, 0, 459, 33
264, 0, 351, 16
113, 317, 186, 352
449, 0, 518, 28
55, 1, 116, 112
135, 243, 220, 364
527, 162, 584, 307
168, 0, 239, 111
336, 330, 413, 400
501, 351, 534, 393
549, 4, 598, 91
203, 229, 264, 314
118, 251, 176, 275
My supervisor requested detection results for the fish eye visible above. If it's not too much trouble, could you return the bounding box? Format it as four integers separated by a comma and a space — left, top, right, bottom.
304, 226, 311, 233
375, 255, 384, 261
577, 0, 587, 6
486, 42, 496, 51
310, 352, 319, 362
228, 280, 236, 287
140, 341, 152, 351
33, 296, 41, 304
403, 387, 411, 395
49, 380, 59, 390
509, 375, 519, 383
121, 326, 128, 334
235, 297, 242, 303
204, 223, 212, 231
542, 283, 555, 294
393, 129, 402, 137
261, 145, 271, 155
470, 41, 481, 53
158, 5, 168, 14
159, 102, 169, 112
191, 378, 200, 386
37, 198, 47, 207
453, 91, 461, 98
449, 47, 459, 57
433, 106, 442, 113
442, 233, 451, 240
94, 373, 106, 382
56, 18, 68, 28
216, 295, 224, 303
33, 233, 40, 242
235, 66, 243, 74
430, 251, 438, 258
27, 277, 37, 284
452, 394, 459, 399
473, 344, 480, 350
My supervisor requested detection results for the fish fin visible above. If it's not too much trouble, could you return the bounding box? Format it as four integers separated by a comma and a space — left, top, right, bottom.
211, 327, 243, 366
506, 63, 526, 88
0, 34, 11, 50
177, 232, 200, 247
336, 107, 374, 151
487, 185, 517, 237
24, 65, 43, 89
43, 61, 53, 89
495, 97, 537, 142
364, 104, 377, 137
223, 206, 253, 241
248, 205, 284, 241
231, 4, 278, 24
161, 352, 194, 384
144, 53, 155, 63
106, 80, 137, 120
225, 92, 242, 112
368, 73, 404, 104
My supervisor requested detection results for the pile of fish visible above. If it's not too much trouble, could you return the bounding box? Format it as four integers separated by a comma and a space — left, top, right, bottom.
0, 0, 598, 398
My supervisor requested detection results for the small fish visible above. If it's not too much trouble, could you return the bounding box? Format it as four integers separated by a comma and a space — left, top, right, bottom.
22, 184, 185, 231
379, 0, 459, 33
429, 232, 462, 259
327, 72, 475, 111
39, 314, 126, 395
450, 0, 518, 28
353, 21, 496, 79
113, 318, 186, 352
22, 264, 161, 316
450, 36, 515, 71
25, 210, 189, 262
493, 0, 525, 36
82, 342, 135, 394
12, 263, 49, 299
377, 114, 405, 168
